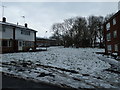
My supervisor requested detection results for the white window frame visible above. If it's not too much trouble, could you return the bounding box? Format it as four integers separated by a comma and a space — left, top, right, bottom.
106, 23, 110, 31
114, 44, 118, 51
23, 41, 25, 47
107, 45, 112, 51
107, 33, 111, 41
8, 40, 12, 47
113, 30, 117, 38
19, 41, 23, 47
21, 30, 30, 35
113, 18, 116, 25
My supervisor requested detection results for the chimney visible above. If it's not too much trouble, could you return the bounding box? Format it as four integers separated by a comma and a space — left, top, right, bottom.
25, 23, 28, 28
2, 17, 6, 22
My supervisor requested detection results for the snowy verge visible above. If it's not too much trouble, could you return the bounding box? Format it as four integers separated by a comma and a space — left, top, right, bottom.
1, 47, 120, 89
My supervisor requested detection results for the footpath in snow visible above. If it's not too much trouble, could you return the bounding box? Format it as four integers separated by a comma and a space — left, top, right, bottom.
0, 47, 120, 89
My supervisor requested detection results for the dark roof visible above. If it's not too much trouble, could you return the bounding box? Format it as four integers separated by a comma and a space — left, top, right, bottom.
0, 21, 37, 32
37, 37, 56, 41
104, 10, 120, 25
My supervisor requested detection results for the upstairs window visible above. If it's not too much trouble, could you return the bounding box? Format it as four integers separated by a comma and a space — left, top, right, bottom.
107, 33, 111, 41
113, 30, 117, 38
21, 30, 30, 35
113, 18, 116, 25
106, 23, 110, 31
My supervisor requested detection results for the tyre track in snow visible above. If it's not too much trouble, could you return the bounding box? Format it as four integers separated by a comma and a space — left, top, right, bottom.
1, 61, 117, 89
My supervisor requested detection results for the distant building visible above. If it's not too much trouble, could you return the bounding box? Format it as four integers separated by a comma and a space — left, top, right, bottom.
103, 10, 120, 56
36, 37, 57, 47
0, 17, 37, 53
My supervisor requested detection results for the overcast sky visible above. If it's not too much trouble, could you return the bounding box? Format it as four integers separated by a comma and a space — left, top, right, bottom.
0, 1, 119, 38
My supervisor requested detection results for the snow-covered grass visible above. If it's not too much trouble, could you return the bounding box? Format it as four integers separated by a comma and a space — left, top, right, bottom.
1, 47, 120, 89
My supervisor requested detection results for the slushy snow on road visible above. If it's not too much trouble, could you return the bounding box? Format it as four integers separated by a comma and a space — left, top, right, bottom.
1, 47, 120, 89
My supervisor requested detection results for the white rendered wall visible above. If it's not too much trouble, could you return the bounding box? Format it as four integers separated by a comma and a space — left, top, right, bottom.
15, 28, 35, 41
1, 26, 13, 39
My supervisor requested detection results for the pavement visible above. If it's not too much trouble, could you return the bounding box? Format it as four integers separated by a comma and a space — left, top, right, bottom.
2, 74, 70, 90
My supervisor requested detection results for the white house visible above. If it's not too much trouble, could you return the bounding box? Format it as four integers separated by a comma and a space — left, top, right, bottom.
0, 17, 37, 53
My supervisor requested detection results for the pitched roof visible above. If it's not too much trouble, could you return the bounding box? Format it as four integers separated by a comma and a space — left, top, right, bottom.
104, 10, 120, 25
36, 37, 56, 41
0, 21, 37, 32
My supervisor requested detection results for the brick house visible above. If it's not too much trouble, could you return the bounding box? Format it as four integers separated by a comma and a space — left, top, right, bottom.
0, 17, 37, 53
36, 37, 57, 47
103, 10, 120, 56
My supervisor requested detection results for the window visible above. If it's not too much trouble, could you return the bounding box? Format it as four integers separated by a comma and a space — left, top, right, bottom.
114, 44, 118, 51
8, 40, 12, 47
107, 33, 111, 41
21, 30, 30, 35
2, 40, 8, 47
0, 40, 1, 47
30, 42, 34, 47
2, 26, 6, 32
19, 41, 22, 47
113, 30, 117, 38
23, 41, 25, 46
113, 18, 116, 25
107, 45, 112, 51
106, 23, 110, 30
21, 30, 23, 34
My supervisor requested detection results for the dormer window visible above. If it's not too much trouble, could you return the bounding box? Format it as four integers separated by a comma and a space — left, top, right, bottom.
106, 23, 110, 31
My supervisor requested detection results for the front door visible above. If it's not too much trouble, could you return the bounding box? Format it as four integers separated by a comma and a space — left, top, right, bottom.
18, 41, 23, 51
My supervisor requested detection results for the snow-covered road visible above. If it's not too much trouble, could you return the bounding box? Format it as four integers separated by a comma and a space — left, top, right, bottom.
0, 47, 120, 89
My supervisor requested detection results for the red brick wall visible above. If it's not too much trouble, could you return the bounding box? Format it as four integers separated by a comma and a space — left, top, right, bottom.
104, 11, 120, 56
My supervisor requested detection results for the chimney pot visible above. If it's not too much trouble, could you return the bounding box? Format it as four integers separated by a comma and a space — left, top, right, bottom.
25, 23, 27, 28
2, 17, 6, 22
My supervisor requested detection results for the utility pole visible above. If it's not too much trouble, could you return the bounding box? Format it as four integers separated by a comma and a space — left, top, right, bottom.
1, 5, 6, 18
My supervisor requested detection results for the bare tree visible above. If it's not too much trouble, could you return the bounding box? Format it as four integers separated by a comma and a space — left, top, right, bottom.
72, 17, 89, 47
51, 15, 107, 48
51, 23, 64, 45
